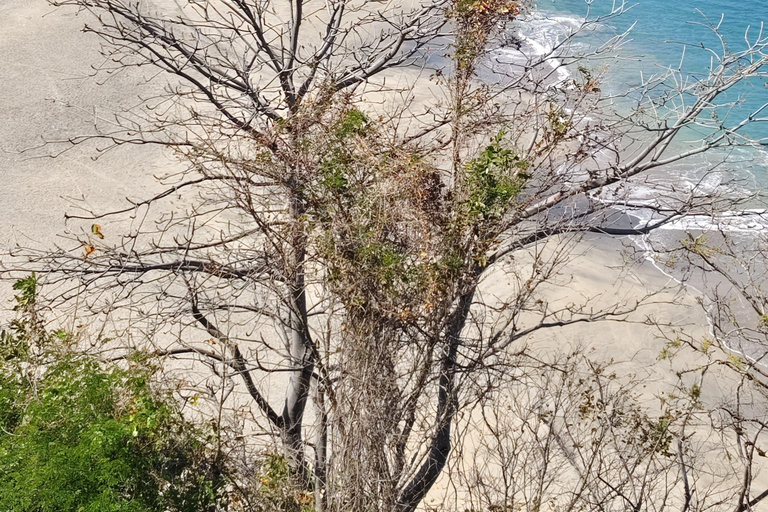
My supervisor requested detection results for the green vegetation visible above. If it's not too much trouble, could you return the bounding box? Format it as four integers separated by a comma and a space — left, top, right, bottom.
318, 109, 371, 195
0, 277, 223, 512
333, 109, 370, 139
462, 132, 529, 221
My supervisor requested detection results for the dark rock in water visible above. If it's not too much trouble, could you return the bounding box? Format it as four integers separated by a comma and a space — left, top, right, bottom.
499, 30, 523, 50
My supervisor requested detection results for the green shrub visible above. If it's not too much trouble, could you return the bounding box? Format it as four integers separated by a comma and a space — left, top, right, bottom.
0, 278, 222, 512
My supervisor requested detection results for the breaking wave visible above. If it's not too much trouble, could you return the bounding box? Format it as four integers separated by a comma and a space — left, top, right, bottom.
487, 11, 585, 87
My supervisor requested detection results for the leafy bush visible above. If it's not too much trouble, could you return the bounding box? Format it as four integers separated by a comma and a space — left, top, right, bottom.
0, 277, 223, 512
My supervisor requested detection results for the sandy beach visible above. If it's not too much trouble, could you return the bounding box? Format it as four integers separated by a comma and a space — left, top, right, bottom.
0, 2, 178, 247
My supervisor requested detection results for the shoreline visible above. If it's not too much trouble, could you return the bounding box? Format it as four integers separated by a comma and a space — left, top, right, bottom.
502, 5, 768, 364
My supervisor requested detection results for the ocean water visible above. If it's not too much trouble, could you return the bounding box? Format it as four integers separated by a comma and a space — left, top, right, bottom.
498, 0, 768, 229
541, 0, 768, 140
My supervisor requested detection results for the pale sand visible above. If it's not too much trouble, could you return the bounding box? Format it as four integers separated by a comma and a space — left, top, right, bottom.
1, 2, 764, 508
0, 2, 178, 247
432, 234, 764, 508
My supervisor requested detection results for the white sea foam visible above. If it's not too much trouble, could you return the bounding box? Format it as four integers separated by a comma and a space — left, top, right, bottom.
489, 12, 585, 87
592, 142, 768, 236
641, 210, 768, 233
671, 210, 768, 233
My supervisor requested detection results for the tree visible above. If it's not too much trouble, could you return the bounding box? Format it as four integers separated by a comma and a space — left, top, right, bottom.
7, 0, 768, 510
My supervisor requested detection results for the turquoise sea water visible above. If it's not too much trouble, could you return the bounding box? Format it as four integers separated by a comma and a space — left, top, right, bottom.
495, 0, 768, 204
542, 0, 768, 140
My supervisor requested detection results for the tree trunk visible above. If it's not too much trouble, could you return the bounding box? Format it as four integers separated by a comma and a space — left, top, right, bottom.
396, 289, 475, 511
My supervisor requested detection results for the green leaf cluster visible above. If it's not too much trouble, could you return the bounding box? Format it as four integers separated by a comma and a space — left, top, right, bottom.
462, 132, 529, 221
0, 280, 222, 512
0, 358, 221, 512
318, 109, 371, 194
